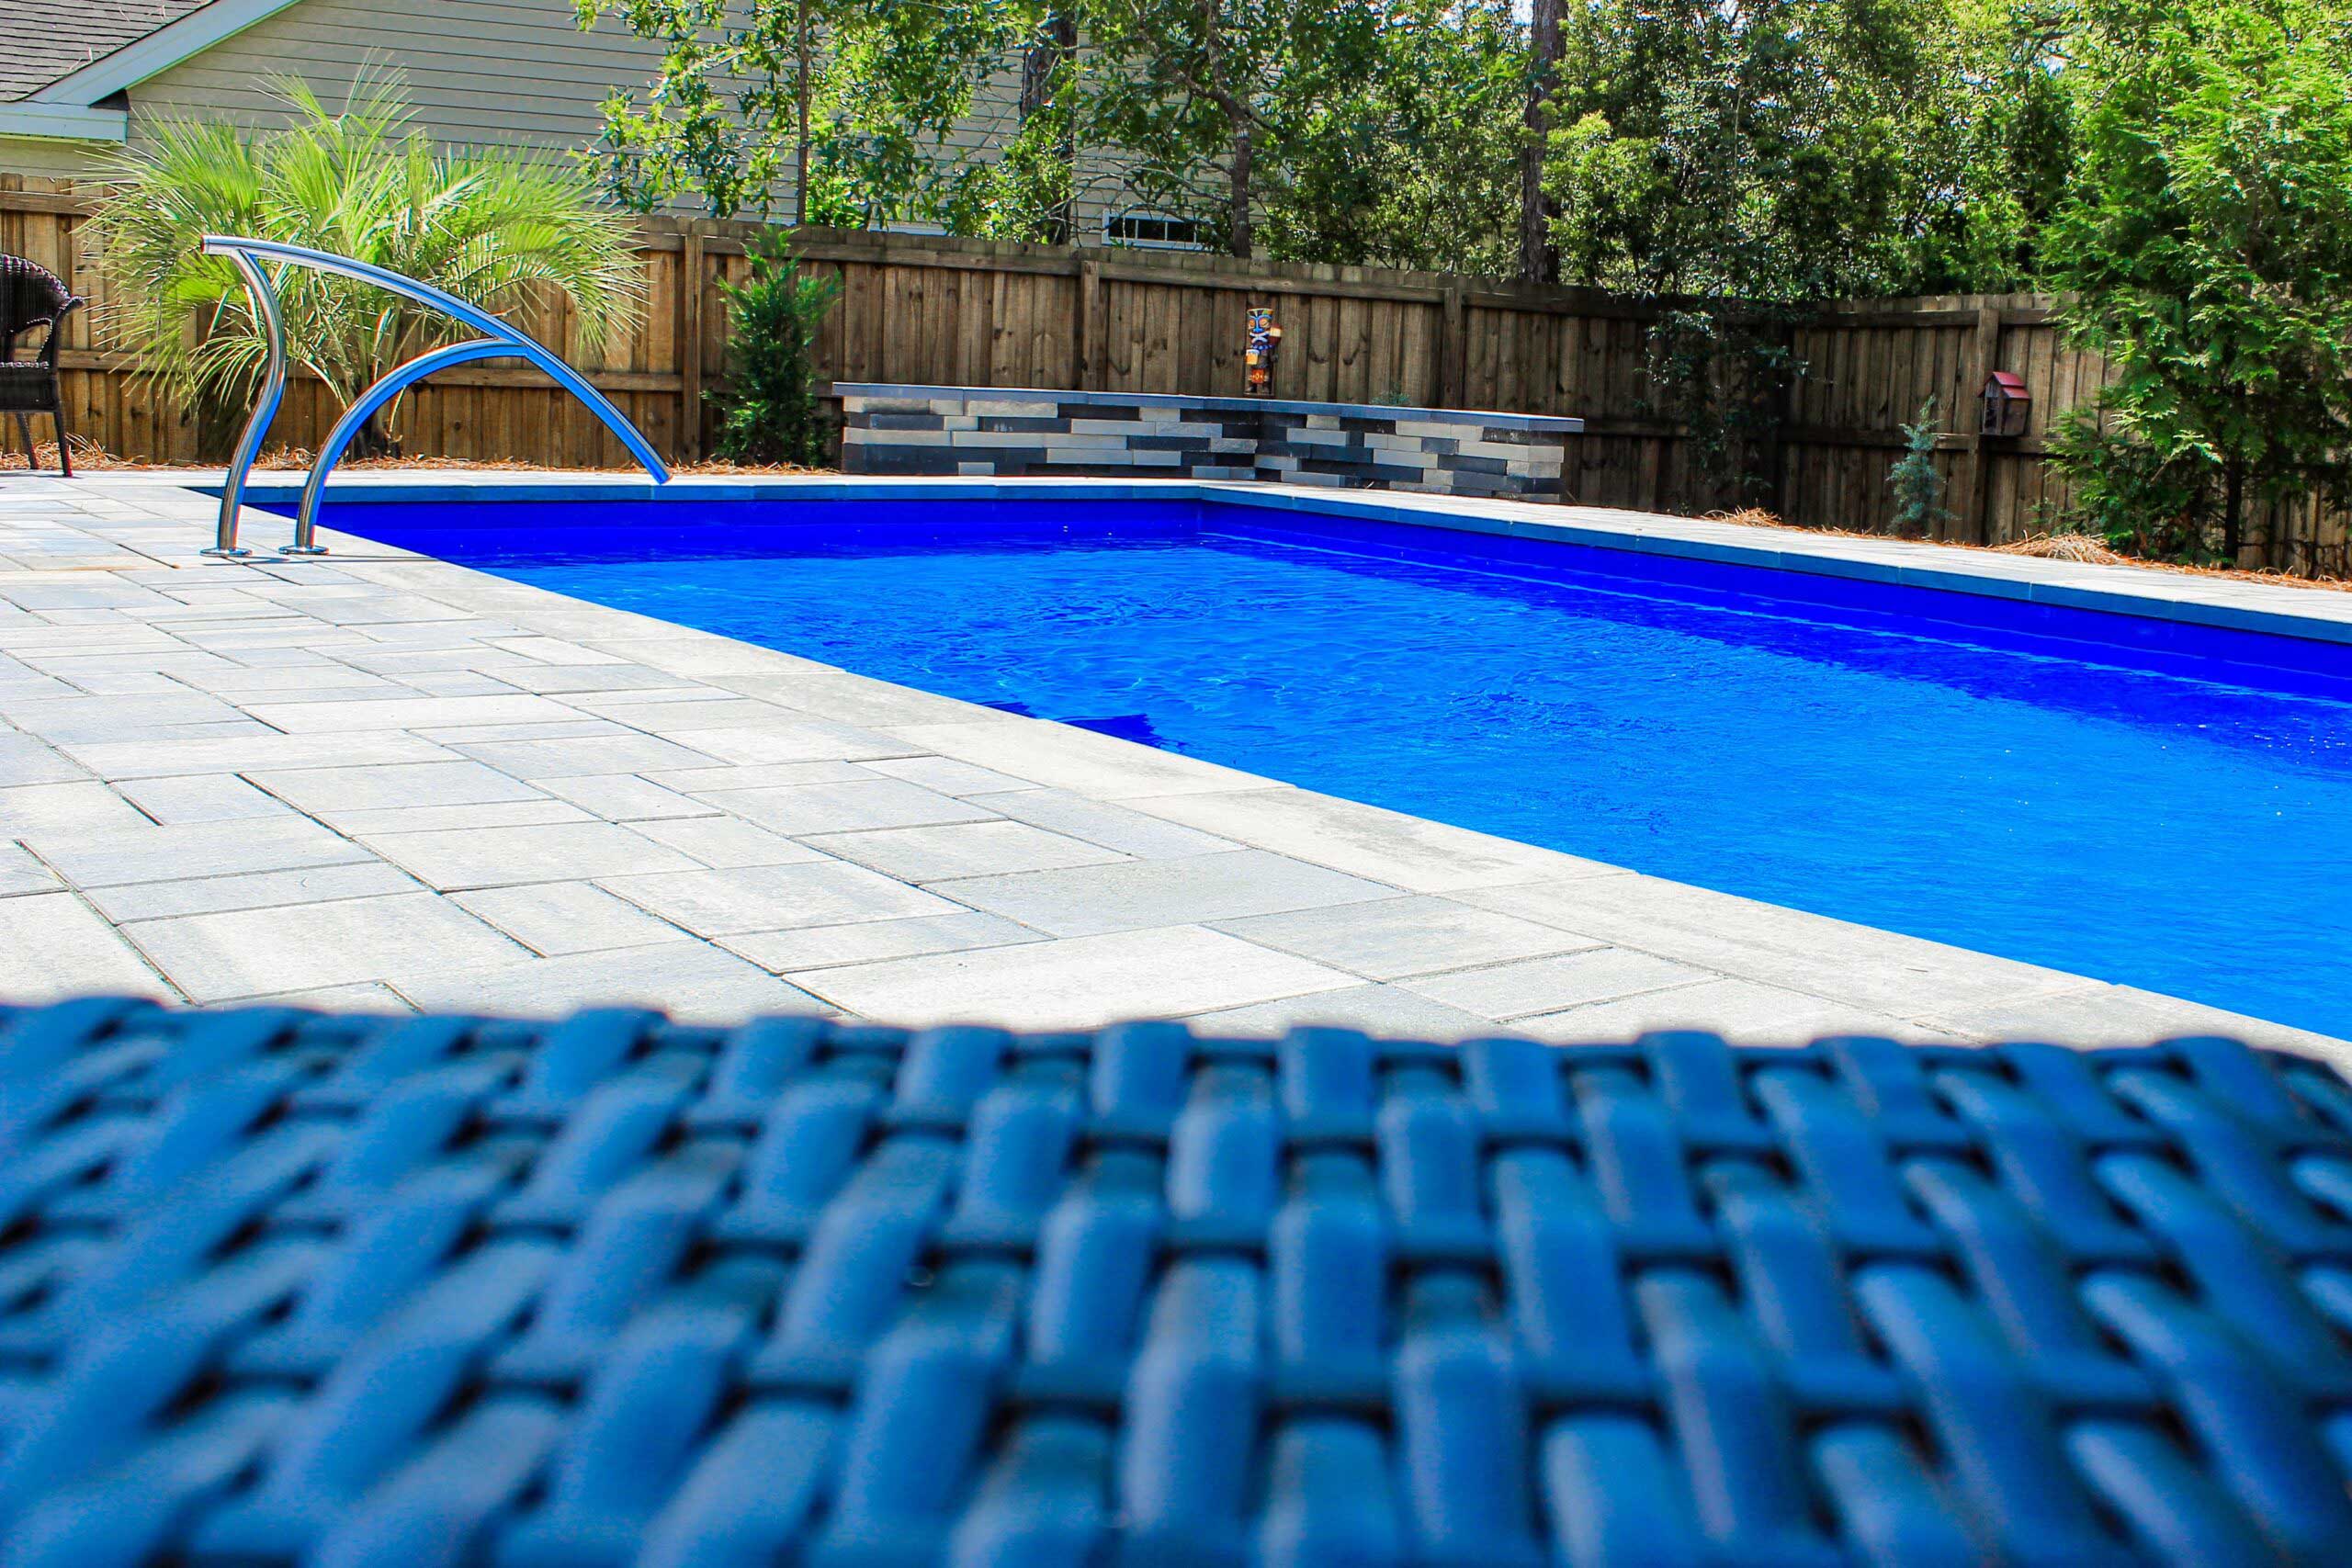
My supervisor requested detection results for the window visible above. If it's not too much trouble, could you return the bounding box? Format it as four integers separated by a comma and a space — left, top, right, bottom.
1103, 211, 1206, 251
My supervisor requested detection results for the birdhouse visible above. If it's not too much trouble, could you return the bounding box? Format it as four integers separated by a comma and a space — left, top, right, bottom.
1979, 371, 2030, 438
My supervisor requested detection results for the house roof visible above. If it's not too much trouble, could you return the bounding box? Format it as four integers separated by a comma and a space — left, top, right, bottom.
2, 2, 212, 103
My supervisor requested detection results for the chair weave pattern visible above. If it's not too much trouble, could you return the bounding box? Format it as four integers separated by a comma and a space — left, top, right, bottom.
0, 998, 2347, 1566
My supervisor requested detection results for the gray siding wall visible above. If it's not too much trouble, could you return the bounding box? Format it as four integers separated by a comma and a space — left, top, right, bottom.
4, 0, 1132, 240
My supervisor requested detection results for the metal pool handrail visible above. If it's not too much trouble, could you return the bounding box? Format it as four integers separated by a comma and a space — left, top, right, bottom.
198, 234, 672, 558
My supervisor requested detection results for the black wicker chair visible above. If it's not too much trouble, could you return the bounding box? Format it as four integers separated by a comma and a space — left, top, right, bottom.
1, 254, 84, 477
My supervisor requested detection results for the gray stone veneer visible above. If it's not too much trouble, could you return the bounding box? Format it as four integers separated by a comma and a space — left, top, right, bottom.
838, 383, 1584, 501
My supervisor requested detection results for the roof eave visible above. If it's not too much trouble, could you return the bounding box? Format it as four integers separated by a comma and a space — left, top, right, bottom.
0, 102, 130, 141
24, 0, 307, 108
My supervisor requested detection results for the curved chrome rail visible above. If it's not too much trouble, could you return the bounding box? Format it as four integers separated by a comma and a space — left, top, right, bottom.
199, 234, 671, 558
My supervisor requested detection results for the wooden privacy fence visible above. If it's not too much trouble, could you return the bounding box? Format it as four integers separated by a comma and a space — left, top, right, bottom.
6, 175, 2346, 576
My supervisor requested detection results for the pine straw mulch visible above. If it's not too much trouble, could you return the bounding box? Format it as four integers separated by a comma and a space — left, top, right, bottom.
1701, 507, 2350, 596
3, 438, 820, 479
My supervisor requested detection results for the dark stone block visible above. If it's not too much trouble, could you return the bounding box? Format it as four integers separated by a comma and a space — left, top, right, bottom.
1340, 416, 1397, 434
865, 412, 946, 431
966, 447, 1052, 469
1130, 434, 1215, 451
1300, 458, 1427, 485
1025, 460, 1172, 479
846, 448, 970, 476
1061, 403, 1143, 422
1440, 454, 1510, 477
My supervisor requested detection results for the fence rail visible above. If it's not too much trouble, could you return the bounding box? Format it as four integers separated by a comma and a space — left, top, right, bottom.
6, 175, 2344, 576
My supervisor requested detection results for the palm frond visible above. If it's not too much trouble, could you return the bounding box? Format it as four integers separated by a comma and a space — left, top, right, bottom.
88, 57, 645, 430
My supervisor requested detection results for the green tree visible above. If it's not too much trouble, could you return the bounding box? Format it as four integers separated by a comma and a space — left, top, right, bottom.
2044, 0, 2352, 561
578, 0, 1056, 231
90, 68, 641, 454
1080, 0, 1386, 258
1263, 0, 1524, 274
1524, 0, 2067, 499
1889, 398, 1955, 535
711, 239, 841, 465
1540, 0, 2029, 301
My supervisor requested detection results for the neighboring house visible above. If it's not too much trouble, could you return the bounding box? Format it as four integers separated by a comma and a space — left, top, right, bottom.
0, 0, 1185, 245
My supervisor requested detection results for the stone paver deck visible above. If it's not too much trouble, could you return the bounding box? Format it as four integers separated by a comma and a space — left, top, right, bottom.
1, 469, 2343, 1068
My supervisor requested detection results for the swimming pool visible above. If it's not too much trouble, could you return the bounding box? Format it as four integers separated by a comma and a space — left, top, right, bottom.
287, 492, 2352, 1036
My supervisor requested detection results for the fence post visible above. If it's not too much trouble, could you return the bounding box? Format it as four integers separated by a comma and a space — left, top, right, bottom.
1955, 302, 2002, 543
1074, 254, 1102, 390
1770, 317, 1799, 519
677, 222, 707, 464
1439, 284, 1465, 408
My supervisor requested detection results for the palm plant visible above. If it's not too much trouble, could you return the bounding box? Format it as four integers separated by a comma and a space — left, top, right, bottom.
89, 66, 644, 454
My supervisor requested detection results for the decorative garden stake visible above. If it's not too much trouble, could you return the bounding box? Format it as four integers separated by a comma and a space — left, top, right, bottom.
1245, 307, 1283, 396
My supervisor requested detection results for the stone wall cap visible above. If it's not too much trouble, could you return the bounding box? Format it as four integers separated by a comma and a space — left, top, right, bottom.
833, 382, 1586, 434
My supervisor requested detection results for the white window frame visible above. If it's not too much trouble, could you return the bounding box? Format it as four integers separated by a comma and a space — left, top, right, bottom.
1102, 210, 1207, 251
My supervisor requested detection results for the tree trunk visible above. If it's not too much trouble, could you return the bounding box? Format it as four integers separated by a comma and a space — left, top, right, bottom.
1021, 11, 1078, 244
794, 0, 812, 227
350, 408, 400, 461
1228, 120, 1254, 260
1518, 0, 1563, 283
2222, 458, 2245, 563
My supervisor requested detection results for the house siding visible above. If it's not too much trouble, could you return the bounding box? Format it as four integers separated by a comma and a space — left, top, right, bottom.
3, 0, 1134, 242
0, 137, 96, 179
131, 0, 712, 161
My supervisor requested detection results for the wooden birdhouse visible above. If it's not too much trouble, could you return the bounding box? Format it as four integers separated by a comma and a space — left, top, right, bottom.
1979, 371, 2030, 438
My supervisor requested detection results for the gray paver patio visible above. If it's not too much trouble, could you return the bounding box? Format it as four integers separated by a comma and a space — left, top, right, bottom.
2, 469, 2346, 1068
451, 880, 698, 955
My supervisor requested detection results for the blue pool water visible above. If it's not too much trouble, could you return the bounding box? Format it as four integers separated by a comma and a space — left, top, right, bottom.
299, 495, 2352, 1035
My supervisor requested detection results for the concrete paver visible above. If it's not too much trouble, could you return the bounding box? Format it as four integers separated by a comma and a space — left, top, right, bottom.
85, 863, 424, 922
803, 820, 1127, 882
0, 891, 165, 1000
695, 777, 999, 836
451, 881, 698, 956
359, 821, 703, 890
722, 909, 1039, 974
1400, 947, 1716, 1021
934, 849, 1399, 938
122, 891, 529, 1002
600, 860, 960, 935
24, 817, 371, 888
792, 924, 1359, 1031
0, 840, 62, 897
245, 759, 547, 814
1213, 896, 1601, 981
393, 941, 826, 1025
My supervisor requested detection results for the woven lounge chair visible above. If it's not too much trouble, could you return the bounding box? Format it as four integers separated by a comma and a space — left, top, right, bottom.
0, 254, 84, 476
0, 997, 2346, 1562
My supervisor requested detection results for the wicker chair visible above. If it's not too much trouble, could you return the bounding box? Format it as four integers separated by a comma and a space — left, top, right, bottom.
0, 254, 84, 477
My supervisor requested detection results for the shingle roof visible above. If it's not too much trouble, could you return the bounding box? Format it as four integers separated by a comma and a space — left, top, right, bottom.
1, 1, 213, 103
2, 997, 2351, 1562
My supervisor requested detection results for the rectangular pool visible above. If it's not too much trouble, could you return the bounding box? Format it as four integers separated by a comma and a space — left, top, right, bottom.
282, 492, 2352, 1037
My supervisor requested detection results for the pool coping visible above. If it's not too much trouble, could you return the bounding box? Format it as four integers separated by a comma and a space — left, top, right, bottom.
217, 470, 2352, 649
4, 468, 2343, 1064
